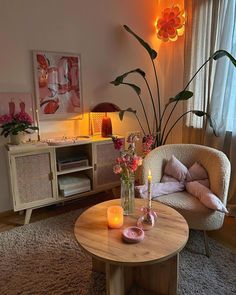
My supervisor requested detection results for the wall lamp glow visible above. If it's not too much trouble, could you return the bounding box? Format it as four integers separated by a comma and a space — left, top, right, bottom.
155, 5, 185, 42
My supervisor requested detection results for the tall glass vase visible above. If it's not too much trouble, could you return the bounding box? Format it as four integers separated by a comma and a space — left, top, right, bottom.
120, 175, 135, 215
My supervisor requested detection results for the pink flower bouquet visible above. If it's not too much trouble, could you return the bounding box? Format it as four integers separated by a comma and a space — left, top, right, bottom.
112, 134, 142, 181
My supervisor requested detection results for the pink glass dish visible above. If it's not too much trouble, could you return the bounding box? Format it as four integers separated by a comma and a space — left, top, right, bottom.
122, 226, 145, 243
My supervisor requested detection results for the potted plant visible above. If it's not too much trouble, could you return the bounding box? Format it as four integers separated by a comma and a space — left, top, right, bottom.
111, 25, 236, 148
0, 111, 38, 144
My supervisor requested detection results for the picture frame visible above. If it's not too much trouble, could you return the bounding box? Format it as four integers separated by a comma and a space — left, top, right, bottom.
0, 92, 35, 122
33, 50, 83, 120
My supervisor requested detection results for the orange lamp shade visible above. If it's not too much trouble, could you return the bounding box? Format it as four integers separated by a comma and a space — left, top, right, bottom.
107, 206, 124, 229
155, 5, 185, 42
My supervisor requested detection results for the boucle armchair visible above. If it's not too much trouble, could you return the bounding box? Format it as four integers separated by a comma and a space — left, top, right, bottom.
142, 144, 231, 256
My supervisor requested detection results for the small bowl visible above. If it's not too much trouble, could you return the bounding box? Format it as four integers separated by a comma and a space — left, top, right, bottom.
122, 226, 145, 243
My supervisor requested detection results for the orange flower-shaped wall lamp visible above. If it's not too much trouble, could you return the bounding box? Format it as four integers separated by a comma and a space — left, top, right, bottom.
155, 5, 185, 42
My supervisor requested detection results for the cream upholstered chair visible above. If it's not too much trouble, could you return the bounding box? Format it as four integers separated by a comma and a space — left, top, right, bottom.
142, 144, 231, 256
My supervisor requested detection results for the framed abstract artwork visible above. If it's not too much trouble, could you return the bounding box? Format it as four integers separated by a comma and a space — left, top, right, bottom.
0, 92, 35, 121
33, 51, 83, 120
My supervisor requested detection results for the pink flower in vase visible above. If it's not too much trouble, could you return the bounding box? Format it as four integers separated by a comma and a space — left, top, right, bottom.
142, 135, 155, 155
111, 134, 142, 179
113, 137, 123, 150
113, 164, 123, 174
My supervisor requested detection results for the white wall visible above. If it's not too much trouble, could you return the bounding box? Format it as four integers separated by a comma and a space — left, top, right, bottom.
0, 0, 184, 212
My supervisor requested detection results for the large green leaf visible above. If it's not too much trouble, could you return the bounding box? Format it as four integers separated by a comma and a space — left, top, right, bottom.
168, 90, 193, 105
121, 82, 141, 95
123, 25, 157, 60
191, 110, 207, 116
119, 107, 136, 121
212, 50, 236, 66
208, 116, 219, 136
110, 68, 146, 85
191, 110, 218, 136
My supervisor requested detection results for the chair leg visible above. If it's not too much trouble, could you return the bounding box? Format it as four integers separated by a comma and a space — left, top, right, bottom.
203, 230, 210, 257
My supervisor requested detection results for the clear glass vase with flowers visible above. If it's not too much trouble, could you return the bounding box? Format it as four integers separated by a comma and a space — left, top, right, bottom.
112, 134, 142, 215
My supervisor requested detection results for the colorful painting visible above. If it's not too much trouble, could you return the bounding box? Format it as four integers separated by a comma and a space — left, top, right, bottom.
0, 92, 35, 121
33, 51, 83, 120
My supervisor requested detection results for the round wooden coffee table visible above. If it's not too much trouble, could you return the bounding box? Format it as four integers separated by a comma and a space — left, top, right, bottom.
74, 198, 189, 295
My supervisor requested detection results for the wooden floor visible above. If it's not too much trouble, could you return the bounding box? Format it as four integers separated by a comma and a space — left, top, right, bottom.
0, 191, 235, 253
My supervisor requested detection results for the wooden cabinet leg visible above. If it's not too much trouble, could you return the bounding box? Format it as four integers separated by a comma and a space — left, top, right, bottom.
24, 208, 33, 225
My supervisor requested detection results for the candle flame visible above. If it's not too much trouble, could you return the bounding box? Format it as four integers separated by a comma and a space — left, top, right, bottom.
148, 169, 151, 176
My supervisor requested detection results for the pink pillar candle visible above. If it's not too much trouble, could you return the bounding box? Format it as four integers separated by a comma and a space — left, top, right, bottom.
107, 206, 124, 229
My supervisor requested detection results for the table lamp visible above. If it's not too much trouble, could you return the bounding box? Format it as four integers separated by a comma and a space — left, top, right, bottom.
91, 102, 121, 137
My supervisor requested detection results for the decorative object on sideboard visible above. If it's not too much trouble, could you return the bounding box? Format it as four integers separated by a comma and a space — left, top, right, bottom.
0, 93, 38, 144
112, 134, 142, 215
155, 5, 185, 42
58, 173, 91, 197
9, 132, 26, 145
90, 102, 121, 137
111, 25, 236, 148
33, 50, 83, 120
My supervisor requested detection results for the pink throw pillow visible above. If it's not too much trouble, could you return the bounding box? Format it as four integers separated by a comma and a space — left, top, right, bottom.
161, 174, 179, 183
186, 162, 208, 182
197, 179, 210, 188
164, 155, 188, 182
186, 181, 228, 213
136, 182, 185, 199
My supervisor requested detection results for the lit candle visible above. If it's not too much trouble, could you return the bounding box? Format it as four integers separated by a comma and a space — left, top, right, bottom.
147, 169, 152, 208
107, 206, 124, 229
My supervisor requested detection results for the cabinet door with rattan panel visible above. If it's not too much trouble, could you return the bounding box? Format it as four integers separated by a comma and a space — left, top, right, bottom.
9, 148, 57, 211
93, 141, 122, 190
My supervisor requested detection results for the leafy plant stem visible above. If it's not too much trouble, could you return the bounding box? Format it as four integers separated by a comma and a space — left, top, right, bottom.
183, 57, 211, 91
134, 113, 146, 134
143, 76, 158, 134
122, 82, 151, 134
162, 110, 196, 144
161, 57, 212, 144
151, 59, 161, 129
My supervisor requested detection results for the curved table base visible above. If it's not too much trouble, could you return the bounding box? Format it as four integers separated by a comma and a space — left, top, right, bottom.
94, 254, 179, 295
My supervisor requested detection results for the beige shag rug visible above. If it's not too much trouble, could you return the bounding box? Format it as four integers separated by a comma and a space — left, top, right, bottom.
0, 209, 235, 295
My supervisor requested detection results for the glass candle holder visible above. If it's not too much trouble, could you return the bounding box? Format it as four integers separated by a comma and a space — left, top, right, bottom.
137, 207, 157, 231
107, 206, 124, 229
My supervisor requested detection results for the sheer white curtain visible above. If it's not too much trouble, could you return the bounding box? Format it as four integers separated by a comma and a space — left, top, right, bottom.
210, 1, 236, 134
184, 0, 236, 208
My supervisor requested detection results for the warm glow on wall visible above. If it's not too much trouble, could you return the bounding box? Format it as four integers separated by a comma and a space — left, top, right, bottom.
155, 5, 185, 42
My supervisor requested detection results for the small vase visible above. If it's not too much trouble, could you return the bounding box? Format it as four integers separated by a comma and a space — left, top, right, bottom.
10, 133, 25, 145
137, 207, 157, 231
137, 190, 158, 231
120, 175, 135, 215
